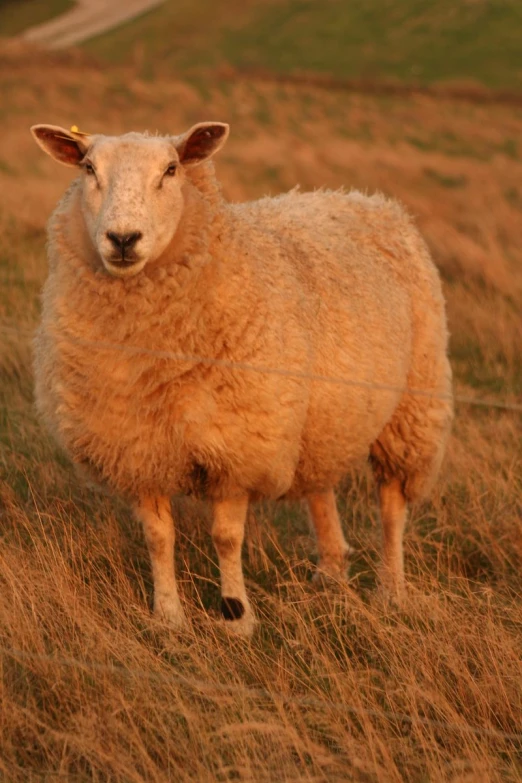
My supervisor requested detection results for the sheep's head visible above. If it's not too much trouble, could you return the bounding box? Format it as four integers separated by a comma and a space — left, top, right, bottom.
30, 123, 229, 278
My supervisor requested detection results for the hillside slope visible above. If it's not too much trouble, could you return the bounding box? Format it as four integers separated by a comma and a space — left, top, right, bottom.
82, 0, 522, 89
0, 44, 521, 782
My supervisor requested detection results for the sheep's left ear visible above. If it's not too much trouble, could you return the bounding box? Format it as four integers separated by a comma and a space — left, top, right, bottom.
177, 122, 229, 167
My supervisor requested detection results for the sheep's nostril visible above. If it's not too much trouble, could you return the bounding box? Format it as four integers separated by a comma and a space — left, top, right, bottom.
106, 231, 143, 253
122, 231, 142, 251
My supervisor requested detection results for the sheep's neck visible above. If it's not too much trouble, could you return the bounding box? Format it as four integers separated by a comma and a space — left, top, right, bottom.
154, 178, 220, 275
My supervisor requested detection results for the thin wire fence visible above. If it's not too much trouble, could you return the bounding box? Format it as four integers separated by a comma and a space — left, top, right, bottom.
2, 315, 522, 776
1, 322, 521, 413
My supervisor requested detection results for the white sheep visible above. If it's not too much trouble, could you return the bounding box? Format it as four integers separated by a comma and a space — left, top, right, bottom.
31, 122, 453, 635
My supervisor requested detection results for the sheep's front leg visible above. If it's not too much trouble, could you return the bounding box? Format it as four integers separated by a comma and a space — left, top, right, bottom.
378, 478, 407, 603
212, 495, 256, 637
307, 489, 352, 584
133, 496, 187, 630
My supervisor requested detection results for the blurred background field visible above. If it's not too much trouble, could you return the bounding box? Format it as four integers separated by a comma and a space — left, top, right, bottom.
85, 0, 522, 89
0, 2, 521, 781
0, 0, 73, 37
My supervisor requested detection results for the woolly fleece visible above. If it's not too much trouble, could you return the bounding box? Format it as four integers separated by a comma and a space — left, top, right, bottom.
35, 148, 453, 508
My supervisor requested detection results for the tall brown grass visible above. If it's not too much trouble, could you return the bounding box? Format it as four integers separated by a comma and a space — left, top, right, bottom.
0, 44, 521, 782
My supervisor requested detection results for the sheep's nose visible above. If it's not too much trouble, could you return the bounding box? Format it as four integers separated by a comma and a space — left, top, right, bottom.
106, 231, 142, 253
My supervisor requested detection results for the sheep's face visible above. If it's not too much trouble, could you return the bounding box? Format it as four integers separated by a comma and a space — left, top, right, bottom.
31, 123, 229, 278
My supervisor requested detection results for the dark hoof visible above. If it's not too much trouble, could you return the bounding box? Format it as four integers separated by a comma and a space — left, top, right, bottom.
221, 597, 245, 621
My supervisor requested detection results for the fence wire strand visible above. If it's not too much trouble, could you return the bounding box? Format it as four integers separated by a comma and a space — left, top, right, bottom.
1, 322, 521, 413
2, 316, 522, 776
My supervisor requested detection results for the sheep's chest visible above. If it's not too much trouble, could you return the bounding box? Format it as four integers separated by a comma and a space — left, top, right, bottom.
45, 328, 301, 500
44, 329, 255, 496
91, 352, 226, 490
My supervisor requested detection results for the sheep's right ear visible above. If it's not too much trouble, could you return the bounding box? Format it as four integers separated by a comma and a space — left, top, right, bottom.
30, 125, 91, 167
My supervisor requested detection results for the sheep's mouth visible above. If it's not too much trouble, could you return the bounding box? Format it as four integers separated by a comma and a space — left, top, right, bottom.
108, 256, 140, 268
103, 254, 147, 277
105, 247, 144, 267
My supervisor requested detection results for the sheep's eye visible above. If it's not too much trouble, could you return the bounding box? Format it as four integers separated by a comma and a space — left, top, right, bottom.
84, 161, 95, 175
164, 163, 177, 177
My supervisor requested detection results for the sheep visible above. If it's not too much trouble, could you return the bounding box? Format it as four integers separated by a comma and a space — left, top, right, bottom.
30, 121, 453, 636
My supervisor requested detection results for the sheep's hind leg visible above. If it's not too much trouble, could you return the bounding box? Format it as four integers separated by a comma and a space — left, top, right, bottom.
307, 489, 352, 585
212, 495, 256, 637
134, 496, 188, 630
377, 478, 407, 604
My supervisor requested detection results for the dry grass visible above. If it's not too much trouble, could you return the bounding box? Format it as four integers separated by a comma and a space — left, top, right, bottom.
0, 44, 521, 782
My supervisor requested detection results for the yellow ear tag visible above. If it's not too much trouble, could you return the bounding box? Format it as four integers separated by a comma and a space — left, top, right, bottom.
70, 125, 91, 137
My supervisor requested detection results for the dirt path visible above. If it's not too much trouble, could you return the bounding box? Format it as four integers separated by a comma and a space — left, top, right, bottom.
22, 0, 164, 49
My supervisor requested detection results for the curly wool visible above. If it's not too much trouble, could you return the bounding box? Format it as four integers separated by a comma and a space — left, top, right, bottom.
35, 160, 453, 503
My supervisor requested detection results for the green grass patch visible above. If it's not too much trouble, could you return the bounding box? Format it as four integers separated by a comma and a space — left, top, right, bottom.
406, 131, 489, 160
504, 186, 522, 210
424, 167, 467, 189
0, 157, 15, 175
83, 0, 522, 90
0, 0, 74, 37
450, 335, 522, 397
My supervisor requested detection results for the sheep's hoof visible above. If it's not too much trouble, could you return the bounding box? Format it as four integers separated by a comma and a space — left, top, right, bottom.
312, 552, 351, 588
223, 613, 258, 638
221, 597, 257, 638
375, 577, 407, 609
312, 569, 349, 590
154, 599, 189, 632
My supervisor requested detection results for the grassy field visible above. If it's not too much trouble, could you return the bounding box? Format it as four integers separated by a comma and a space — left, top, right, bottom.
82, 0, 522, 89
0, 0, 73, 37
0, 35, 522, 783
